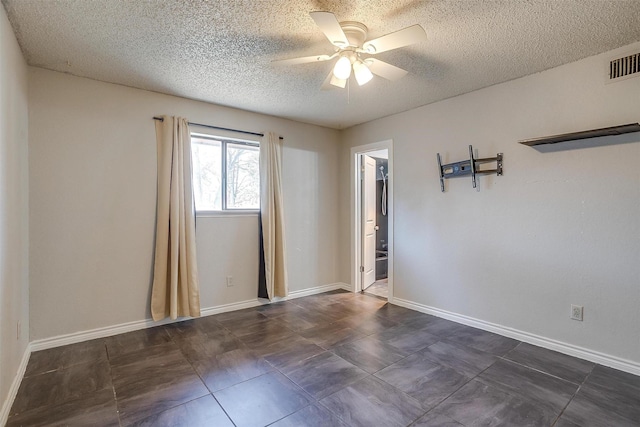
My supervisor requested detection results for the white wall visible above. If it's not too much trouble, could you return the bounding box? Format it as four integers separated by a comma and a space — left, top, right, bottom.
340, 42, 640, 365
28, 68, 340, 340
0, 4, 29, 418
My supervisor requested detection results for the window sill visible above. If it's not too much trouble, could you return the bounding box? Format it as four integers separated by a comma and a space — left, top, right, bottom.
196, 210, 259, 218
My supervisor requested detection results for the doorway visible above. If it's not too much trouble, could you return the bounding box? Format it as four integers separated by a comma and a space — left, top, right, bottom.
351, 140, 393, 301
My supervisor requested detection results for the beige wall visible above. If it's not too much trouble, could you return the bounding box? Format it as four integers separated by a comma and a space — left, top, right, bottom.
28, 68, 341, 340
0, 4, 29, 419
340, 42, 640, 365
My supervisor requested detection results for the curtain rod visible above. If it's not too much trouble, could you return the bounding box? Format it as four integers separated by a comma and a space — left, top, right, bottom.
153, 117, 283, 140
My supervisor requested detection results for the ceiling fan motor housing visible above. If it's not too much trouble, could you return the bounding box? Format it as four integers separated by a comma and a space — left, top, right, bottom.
339, 21, 368, 48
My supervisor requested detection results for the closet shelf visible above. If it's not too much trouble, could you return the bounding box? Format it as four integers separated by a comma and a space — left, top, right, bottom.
518, 123, 640, 147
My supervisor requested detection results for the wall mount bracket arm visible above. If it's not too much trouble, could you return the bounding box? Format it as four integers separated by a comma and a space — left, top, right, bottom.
437, 145, 503, 192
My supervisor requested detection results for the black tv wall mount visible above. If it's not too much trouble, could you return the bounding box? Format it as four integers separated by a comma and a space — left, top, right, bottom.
437, 145, 503, 192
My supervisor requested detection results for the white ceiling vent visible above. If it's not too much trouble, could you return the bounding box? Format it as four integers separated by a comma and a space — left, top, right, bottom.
608, 52, 639, 82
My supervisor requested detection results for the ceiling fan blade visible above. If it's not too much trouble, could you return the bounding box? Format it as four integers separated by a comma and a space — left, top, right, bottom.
320, 69, 347, 90
321, 69, 347, 90
365, 58, 408, 81
272, 54, 332, 66
310, 11, 350, 47
321, 70, 334, 90
362, 24, 426, 53
330, 75, 347, 88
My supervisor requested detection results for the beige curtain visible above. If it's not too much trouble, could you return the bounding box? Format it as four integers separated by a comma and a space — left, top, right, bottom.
151, 116, 201, 320
260, 132, 288, 299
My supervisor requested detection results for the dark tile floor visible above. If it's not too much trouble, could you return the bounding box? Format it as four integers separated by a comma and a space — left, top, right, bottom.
7, 290, 640, 426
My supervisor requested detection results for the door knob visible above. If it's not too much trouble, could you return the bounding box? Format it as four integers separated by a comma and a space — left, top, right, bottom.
374, 225, 380, 230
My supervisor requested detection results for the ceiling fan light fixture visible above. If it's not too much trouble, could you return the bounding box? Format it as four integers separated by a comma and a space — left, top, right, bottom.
333, 55, 352, 80
277, 11, 423, 90
353, 60, 373, 86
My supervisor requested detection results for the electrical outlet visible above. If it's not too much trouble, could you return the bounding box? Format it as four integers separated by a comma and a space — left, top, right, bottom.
571, 305, 584, 321
226, 276, 234, 287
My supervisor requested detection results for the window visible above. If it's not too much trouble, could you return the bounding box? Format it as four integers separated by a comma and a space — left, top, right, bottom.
191, 133, 260, 212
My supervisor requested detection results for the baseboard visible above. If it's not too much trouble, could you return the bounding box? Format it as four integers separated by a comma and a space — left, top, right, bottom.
392, 297, 640, 376
284, 282, 352, 300
29, 283, 353, 353
0, 343, 31, 426
200, 299, 265, 317
30, 299, 263, 352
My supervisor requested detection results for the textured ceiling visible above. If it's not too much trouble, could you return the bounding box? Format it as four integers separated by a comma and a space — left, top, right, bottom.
3, 0, 640, 129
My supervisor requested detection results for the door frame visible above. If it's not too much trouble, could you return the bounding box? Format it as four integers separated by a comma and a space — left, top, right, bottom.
350, 140, 394, 302
362, 154, 377, 290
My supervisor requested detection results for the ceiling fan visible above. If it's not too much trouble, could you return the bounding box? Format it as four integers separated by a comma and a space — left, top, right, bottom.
273, 11, 427, 89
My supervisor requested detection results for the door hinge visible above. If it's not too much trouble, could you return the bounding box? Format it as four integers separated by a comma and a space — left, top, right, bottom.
360, 265, 364, 272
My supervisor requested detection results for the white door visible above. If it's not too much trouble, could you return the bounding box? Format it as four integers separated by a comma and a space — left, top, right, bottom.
362, 155, 377, 290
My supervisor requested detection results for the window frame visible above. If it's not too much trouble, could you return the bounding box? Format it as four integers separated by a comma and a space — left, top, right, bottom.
191, 132, 260, 216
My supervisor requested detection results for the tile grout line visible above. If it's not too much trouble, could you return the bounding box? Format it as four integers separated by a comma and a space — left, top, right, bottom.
549, 364, 596, 427
324, 309, 509, 425
495, 355, 584, 386
213, 303, 347, 425
329, 335, 488, 426
210, 393, 238, 427
320, 339, 427, 423
271, 350, 361, 402
104, 341, 124, 427
417, 350, 506, 426
237, 297, 384, 424
8, 341, 118, 423
111, 324, 230, 425
163, 322, 239, 426
485, 347, 597, 427
178, 309, 356, 424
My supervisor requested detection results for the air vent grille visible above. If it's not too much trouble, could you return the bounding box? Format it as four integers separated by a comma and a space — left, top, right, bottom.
609, 52, 639, 80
